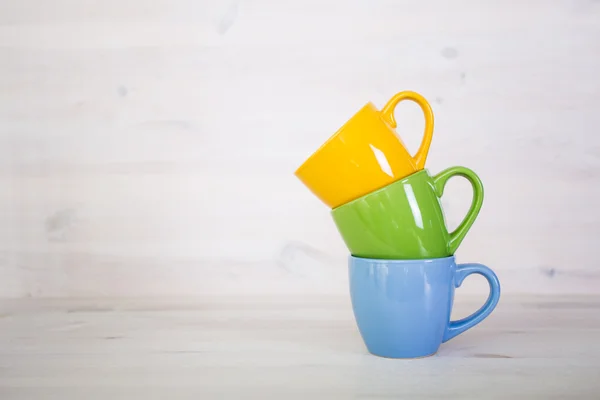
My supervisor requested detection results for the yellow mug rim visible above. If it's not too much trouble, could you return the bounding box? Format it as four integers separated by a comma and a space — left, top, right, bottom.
294, 102, 377, 177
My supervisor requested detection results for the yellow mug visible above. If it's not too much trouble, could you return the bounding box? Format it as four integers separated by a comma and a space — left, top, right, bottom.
295, 91, 435, 208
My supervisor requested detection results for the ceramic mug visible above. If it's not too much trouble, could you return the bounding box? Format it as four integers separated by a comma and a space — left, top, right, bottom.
349, 255, 500, 358
295, 91, 435, 208
331, 166, 483, 259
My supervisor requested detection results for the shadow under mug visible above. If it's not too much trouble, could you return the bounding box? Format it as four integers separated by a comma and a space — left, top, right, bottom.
295, 91, 435, 208
331, 166, 483, 259
349, 255, 501, 358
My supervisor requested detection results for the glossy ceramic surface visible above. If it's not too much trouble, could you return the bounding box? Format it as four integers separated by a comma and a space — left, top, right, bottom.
295, 91, 435, 208
331, 166, 483, 259
349, 255, 501, 359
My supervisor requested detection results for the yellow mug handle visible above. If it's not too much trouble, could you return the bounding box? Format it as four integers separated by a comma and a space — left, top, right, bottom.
380, 91, 435, 169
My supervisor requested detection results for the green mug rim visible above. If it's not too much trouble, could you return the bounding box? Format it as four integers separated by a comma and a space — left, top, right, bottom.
331, 169, 430, 212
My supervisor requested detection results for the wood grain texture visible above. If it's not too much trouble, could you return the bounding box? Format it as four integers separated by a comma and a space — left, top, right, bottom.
0, 295, 599, 399
0, 1, 600, 297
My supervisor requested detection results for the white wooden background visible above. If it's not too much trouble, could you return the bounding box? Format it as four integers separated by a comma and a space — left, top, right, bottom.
0, 0, 599, 298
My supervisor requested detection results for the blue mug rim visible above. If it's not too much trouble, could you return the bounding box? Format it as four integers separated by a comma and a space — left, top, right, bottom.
349, 254, 456, 265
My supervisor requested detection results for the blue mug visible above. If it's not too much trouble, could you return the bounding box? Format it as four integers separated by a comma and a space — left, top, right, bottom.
349, 255, 501, 358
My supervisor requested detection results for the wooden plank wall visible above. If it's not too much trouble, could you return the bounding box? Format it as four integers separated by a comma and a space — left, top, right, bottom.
0, 0, 599, 297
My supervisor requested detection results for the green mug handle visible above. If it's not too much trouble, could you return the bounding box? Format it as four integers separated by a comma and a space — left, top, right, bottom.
433, 166, 484, 255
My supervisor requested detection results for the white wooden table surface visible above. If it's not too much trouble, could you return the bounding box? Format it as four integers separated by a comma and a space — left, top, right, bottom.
1, 295, 598, 399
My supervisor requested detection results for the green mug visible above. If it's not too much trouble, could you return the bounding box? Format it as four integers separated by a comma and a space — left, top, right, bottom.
331, 166, 484, 259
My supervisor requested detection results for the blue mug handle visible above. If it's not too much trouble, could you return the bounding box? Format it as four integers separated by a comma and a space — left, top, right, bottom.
443, 263, 501, 342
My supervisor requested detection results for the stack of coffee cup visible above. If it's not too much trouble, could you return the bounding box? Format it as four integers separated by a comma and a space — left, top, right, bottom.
294, 91, 501, 359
